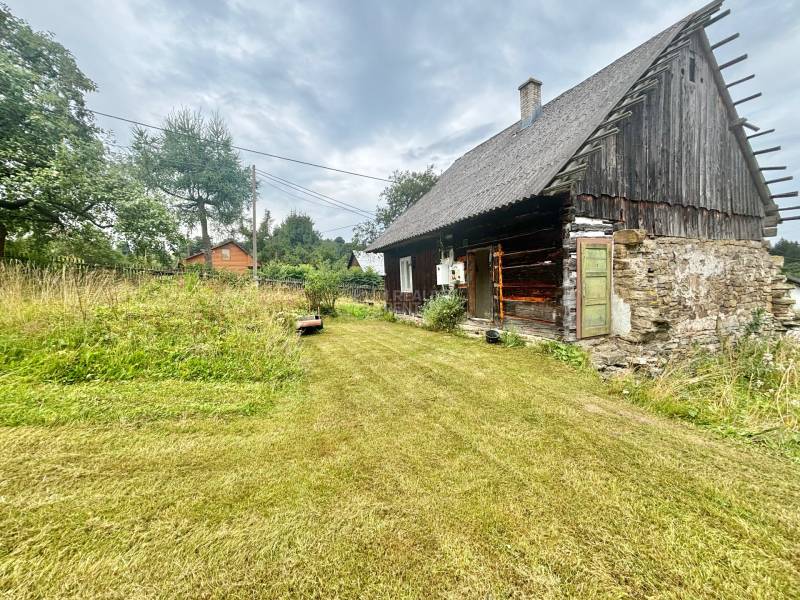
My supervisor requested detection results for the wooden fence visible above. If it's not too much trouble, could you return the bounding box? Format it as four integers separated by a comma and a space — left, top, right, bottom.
259, 278, 384, 303
1, 256, 385, 303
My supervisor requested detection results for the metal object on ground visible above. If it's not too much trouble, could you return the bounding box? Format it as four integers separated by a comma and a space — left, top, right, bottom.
485, 329, 501, 344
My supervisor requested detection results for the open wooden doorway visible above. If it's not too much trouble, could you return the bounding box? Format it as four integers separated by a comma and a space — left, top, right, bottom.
467, 248, 493, 320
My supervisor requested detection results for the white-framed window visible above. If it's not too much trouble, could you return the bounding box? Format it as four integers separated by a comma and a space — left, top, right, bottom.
399, 256, 413, 293
221, 247, 231, 261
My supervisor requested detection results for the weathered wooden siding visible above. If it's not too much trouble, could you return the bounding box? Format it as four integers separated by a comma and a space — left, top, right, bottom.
573, 195, 764, 240
383, 197, 563, 336
383, 239, 438, 313
577, 31, 763, 239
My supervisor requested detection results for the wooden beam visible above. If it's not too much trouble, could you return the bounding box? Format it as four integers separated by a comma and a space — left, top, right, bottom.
733, 92, 762, 106
571, 145, 602, 161
778, 216, 800, 223
760, 166, 786, 171
764, 215, 780, 227
622, 80, 658, 100
718, 54, 748, 70
726, 74, 755, 88
587, 127, 620, 143
747, 128, 775, 140
555, 163, 589, 179
772, 191, 799, 199
777, 205, 800, 212
730, 118, 761, 132
703, 8, 731, 28
753, 146, 781, 156
763, 226, 778, 236
542, 181, 574, 196
765, 176, 794, 185
598, 111, 632, 128
711, 33, 740, 50
614, 95, 646, 113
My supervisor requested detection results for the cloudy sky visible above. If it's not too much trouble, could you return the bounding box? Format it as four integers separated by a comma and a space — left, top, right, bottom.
9, 0, 800, 241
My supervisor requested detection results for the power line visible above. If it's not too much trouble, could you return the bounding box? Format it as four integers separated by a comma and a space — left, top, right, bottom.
320, 222, 362, 234
89, 108, 392, 182
255, 167, 374, 217
106, 142, 374, 219
258, 173, 371, 217
257, 176, 370, 218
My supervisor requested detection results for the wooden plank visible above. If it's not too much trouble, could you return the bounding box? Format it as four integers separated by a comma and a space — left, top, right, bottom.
732, 92, 762, 106
710, 33, 740, 50
726, 74, 755, 88
703, 8, 730, 28
765, 176, 793, 185
718, 54, 747, 70
753, 146, 781, 155
747, 128, 774, 140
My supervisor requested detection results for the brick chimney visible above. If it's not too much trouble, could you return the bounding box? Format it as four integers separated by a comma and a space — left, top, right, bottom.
518, 77, 542, 124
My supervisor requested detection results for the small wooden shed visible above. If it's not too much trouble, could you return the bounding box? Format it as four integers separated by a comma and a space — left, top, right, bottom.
183, 240, 254, 274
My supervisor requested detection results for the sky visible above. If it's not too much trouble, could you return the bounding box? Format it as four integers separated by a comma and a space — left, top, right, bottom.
8, 0, 800, 242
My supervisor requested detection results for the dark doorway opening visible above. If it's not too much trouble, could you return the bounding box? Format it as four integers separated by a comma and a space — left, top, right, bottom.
468, 248, 493, 319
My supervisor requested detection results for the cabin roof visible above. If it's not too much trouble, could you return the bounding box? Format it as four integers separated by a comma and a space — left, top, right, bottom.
348, 250, 385, 276
184, 239, 251, 261
367, 2, 728, 252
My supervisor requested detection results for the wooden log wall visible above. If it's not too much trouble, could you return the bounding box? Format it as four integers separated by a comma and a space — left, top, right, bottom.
450, 197, 563, 333
577, 30, 764, 239
383, 238, 438, 314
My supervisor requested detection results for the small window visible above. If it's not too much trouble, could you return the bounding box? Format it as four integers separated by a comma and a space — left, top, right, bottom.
221, 247, 231, 261
399, 256, 413, 293
689, 56, 696, 82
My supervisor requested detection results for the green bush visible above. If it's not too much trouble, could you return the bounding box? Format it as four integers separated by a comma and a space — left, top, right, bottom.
537, 340, 589, 368
304, 269, 342, 315
341, 267, 383, 288
421, 291, 466, 332
259, 262, 315, 281
501, 327, 525, 348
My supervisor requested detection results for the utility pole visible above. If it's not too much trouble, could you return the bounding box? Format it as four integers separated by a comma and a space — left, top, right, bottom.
251, 164, 258, 284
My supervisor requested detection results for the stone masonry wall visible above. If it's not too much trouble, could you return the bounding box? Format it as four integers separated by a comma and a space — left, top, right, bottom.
580, 230, 798, 372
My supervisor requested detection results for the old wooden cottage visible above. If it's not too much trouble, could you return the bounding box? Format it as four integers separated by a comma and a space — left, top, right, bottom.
367, 1, 797, 368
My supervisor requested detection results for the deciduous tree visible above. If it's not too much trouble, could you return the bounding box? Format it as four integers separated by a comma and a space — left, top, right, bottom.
352, 166, 438, 246
131, 109, 251, 268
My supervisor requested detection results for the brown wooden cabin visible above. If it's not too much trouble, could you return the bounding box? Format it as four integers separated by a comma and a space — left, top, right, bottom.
367, 1, 797, 367
183, 240, 254, 274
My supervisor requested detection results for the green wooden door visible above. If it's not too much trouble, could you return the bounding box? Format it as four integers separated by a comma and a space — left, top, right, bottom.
579, 240, 611, 338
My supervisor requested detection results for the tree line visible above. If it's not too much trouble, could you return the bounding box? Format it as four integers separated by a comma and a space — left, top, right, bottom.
0, 5, 437, 271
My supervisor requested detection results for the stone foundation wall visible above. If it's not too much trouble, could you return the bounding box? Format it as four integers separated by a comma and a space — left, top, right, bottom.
580, 231, 798, 372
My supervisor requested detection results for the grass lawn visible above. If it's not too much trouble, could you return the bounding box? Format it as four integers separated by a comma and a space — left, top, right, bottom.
2, 317, 799, 598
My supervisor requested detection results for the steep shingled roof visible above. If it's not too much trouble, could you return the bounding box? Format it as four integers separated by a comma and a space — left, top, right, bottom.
367, 6, 709, 252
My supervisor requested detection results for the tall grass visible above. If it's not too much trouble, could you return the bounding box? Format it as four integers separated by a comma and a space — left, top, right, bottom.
0, 263, 305, 384
615, 334, 800, 460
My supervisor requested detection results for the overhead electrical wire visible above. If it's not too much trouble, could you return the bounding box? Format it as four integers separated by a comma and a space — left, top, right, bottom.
88, 108, 392, 182
257, 176, 370, 218
320, 222, 361, 234
106, 142, 374, 220
255, 168, 374, 217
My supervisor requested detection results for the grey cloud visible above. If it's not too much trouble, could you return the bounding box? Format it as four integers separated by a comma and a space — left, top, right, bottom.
6, 0, 800, 240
